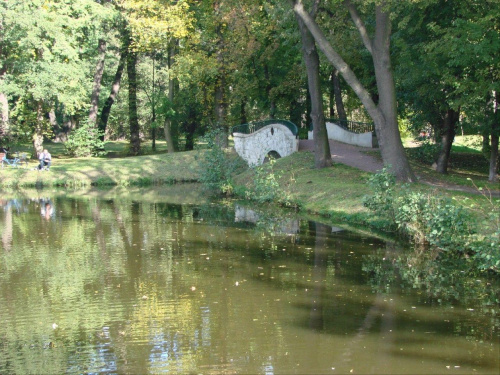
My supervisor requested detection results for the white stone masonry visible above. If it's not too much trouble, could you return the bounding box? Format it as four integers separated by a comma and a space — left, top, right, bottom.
233, 124, 298, 167
308, 121, 376, 148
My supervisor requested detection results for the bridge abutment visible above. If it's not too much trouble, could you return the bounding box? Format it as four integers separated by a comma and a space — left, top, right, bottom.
233, 124, 298, 167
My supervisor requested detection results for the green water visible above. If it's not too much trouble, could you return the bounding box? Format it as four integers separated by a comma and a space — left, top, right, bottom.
0, 190, 498, 374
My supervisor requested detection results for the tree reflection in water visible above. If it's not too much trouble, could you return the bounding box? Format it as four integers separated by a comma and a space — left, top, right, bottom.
0, 195, 498, 374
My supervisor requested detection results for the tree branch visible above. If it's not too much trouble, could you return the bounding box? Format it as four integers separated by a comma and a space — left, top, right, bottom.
293, 0, 379, 119
311, 0, 321, 18
343, 0, 373, 55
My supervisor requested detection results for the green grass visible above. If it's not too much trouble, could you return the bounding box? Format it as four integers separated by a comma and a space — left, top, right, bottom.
0, 145, 204, 188
1, 139, 497, 224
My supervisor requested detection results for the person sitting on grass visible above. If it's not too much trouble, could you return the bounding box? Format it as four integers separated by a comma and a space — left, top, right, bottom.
38, 149, 52, 171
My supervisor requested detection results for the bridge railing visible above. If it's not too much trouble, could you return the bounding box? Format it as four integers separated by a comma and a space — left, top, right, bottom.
232, 119, 298, 136
309, 118, 374, 134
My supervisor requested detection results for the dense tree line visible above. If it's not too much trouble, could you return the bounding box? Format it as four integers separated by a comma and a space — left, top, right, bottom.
0, 0, 498, 181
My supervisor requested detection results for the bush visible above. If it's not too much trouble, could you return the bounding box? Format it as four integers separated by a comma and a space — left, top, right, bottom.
394, 192, 473, 252
364, 169, 477, 256
407, 140, 440, 165
65, 122, 106, 157
362, 167, 397, 226
198, 129, 236, 195
246, 158, 281, 203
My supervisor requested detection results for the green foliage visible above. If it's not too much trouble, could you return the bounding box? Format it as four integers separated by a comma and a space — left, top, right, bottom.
363, 169, 494, 266
245, 158, 295, 206
466, 181, 500, 272
406, 140, 440, 165
65, 122, 106, 157
198, 129, 235, 196
362, 167, 397, 226
246, 158, 282, 203
395, 192, 473, 252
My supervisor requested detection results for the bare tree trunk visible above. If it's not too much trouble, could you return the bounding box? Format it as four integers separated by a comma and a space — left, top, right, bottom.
293, 0, 416, 181
0, 17, 8, 138
32, 100, 44, 156
89, 39, 107, 127
296, 3, 331, 168
329, 72, 335, 118
99, 47, 127, 141
370, 5, 414, 181
0, 91, 8, 138
489, 92, 499, 182
240, 97, 248, 125
435, 109, 459, 174
214, 4, 228, 148
164, 40, 177, 153
333, 69, 347, 121
127, 49, 141, 155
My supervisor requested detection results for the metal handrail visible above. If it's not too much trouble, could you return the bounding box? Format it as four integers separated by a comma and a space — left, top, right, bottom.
309, 118, 374, 134
232, 119, 298, 136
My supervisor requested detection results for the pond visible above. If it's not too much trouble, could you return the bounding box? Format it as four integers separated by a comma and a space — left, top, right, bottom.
0, 188, 498, 374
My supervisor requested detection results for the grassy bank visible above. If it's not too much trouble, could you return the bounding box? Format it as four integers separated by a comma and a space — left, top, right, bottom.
1, 139, 497, 212
0, 148, 202, 188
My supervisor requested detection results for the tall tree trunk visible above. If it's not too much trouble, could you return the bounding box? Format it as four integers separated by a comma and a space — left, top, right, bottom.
435, 109, 459, 174
0, 91, 8, 138
164, 40, 177, 153
48, 108, 57, 140
214, 7, 228, 148
264, 65, 276, 119
489, 92, 499, 182
329, 71, 335, 118
332, 69, 347, 121
99, 42, 128, 141
0, 17, 7, 139
185, 107, 197, 151
240, 97, 247, 125
294, 0, 416, 181
370, 5, 414, 181
127, 49, 141, 155
32, 100, 44, 156
89, 39, 107, 127
296, 5, 331, 168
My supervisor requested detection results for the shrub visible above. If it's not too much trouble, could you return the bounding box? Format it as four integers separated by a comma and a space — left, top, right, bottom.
362, 167, 397, 226
245, 157, 296, 206
394, 192, 473, 251
364, 169, 477, 257
198, 129, 236, 195
65, 122, 106, 157
407, 140, 440, 165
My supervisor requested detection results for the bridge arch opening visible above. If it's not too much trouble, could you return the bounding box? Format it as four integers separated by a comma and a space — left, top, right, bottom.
263, 150, 281, 164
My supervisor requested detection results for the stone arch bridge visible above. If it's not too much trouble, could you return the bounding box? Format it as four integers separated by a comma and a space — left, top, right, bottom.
231, 120, 299, 167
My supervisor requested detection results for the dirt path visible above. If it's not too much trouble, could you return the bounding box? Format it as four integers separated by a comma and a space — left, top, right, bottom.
299, 139, 383, 172
298, 139, 500, 197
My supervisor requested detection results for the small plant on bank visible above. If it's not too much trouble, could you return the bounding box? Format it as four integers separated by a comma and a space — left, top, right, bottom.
199, 128, 236, 196
246, 157, 295, 206
407, 139, 440, 165
464, 180, 500, 272
363, 168, 477, 257
65, 121, 106, 157
247, 158, 281, 203
362, 166, 397, 227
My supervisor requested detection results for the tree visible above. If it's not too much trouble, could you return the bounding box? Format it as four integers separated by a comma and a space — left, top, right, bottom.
117, 0, 194, 151
99, 37, 129, 140
88, 39, 107, 127
0, 0, 115, 154
295, 0, 331, 168
294, 0, 415, 181
127, 39, 141, 155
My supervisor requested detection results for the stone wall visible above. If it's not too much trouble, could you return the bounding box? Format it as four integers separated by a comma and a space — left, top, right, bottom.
308, 121, 377, 148
233, 124, 298, 167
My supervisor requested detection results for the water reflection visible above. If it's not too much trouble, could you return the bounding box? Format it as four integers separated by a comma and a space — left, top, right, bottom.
0, 194, 498, 374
